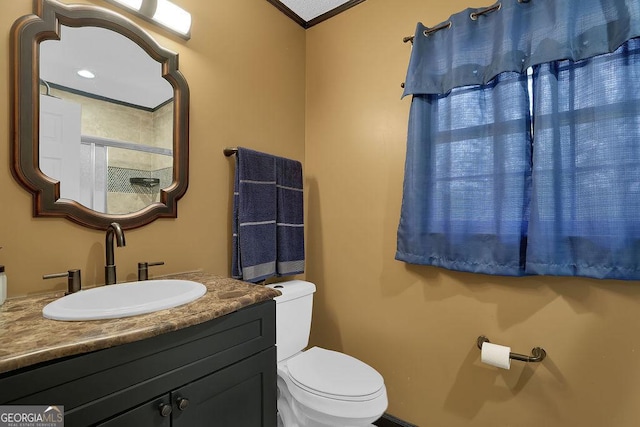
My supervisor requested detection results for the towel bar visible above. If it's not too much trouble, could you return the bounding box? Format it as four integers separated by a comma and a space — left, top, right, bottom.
223, 147, 238, 157
477, 336, 546, 363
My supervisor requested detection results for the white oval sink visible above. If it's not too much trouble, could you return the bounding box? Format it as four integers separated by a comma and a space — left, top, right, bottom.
43, 279, 207, 321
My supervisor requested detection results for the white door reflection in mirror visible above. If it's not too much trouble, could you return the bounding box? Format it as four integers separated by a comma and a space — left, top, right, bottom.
39, 94, 81, 202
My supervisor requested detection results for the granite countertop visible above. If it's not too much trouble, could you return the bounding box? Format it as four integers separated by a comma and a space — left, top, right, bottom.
0, 272, 280, 374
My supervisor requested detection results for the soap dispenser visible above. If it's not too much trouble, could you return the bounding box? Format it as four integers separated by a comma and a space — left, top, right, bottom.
0, 265, 6, 306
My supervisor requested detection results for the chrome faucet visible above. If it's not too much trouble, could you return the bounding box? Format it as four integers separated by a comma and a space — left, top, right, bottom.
105, 222, 126, 285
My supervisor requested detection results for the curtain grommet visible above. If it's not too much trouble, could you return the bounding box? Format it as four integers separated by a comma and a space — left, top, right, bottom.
470, 2, 502, 21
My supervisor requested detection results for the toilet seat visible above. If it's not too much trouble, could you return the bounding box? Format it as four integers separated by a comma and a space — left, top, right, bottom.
286, 347, 385, 401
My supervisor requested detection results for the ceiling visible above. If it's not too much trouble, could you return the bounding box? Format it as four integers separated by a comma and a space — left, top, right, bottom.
38, 1, 367, 109
266, 0, 366, 28
40, 26, 173, 110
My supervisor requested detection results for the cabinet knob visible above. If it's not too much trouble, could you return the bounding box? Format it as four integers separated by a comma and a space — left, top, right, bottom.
159, 403, 172, 417
177, 397, 190, 411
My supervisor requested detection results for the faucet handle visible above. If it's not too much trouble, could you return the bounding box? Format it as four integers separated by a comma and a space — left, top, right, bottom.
137, 261, 164, 281
43, 269, 82, 295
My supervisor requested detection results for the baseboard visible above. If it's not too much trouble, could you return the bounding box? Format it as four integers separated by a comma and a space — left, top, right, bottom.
374, 412, 418, 427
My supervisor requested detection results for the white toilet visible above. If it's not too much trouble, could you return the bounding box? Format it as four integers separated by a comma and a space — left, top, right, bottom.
266, 280, 388, 427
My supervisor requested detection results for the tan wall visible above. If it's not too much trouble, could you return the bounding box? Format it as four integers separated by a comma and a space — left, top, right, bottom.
0, 0, 305, 294
4, 0, 640, 426
305, 0, 640, 426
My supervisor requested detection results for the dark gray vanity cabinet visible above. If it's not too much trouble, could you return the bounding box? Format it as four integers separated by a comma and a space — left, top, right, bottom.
98, 349, 275, 427
0, 300, 277, 427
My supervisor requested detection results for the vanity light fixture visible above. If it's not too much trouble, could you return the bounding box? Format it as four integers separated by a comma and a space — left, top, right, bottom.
152, 0, 192, 36
104, 0, 192, 40
110, 0, 143, 11
77, 69, 96, 79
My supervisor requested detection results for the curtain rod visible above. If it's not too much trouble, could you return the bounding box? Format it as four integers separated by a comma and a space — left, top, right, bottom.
403, 0, 531, 44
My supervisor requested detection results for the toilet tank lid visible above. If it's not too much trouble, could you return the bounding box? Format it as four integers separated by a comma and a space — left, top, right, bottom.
266, 280, 316, 303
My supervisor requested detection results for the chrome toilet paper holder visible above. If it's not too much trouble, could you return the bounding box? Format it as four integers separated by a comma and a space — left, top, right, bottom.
477, 336, 546, 363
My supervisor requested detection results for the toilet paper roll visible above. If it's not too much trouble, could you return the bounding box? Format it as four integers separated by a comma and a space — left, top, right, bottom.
481, 342, 511, 369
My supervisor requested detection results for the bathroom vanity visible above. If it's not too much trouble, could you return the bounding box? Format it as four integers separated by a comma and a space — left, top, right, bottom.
0, 272, 279, 426
6, 3, 277, 423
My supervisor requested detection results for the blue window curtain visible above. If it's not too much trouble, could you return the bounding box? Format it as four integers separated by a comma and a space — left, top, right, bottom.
396, 73, 532, 276
527, 39, 640, 279
397, 0, 640, 279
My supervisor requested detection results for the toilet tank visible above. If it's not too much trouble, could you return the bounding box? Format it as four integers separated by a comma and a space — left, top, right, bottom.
266, 280, 316, 362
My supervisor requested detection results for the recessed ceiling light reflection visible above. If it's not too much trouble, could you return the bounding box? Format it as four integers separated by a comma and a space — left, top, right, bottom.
77, 69, 96, 79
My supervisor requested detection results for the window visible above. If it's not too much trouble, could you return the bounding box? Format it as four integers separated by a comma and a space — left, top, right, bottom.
397, 0, 640, 280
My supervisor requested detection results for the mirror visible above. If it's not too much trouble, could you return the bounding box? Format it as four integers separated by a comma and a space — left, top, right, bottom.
11, 0, 189, 230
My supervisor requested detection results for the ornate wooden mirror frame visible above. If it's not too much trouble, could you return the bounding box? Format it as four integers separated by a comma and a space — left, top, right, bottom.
10, 0, 189, 230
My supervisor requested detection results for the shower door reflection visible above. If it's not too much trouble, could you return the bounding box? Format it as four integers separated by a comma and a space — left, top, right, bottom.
79, 137, 173, 214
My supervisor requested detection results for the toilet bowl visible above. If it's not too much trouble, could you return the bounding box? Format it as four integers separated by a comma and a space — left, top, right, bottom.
267, 281, 387, 427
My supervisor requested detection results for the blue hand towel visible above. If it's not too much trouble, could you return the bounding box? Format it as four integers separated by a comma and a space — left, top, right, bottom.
232, 148, 277, 282
276, 156, 305, 276
232, 148, 304, 282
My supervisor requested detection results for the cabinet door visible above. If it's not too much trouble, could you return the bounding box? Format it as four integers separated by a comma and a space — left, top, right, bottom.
97, 396, 171, 427
172, 347, 277, 427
